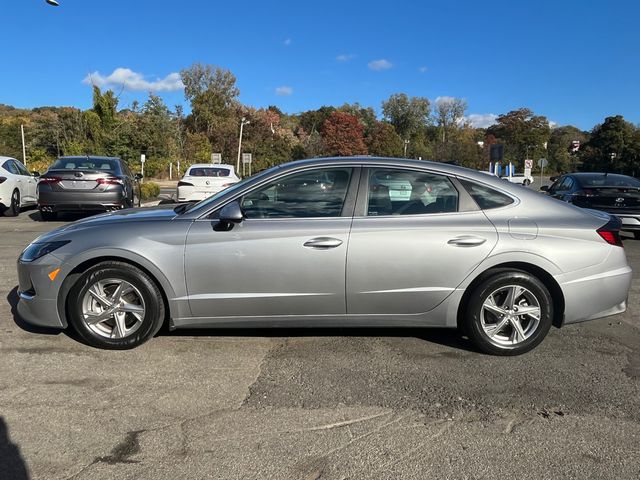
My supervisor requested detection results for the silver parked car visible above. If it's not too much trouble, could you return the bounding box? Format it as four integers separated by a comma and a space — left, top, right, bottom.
17, 157, 632, 355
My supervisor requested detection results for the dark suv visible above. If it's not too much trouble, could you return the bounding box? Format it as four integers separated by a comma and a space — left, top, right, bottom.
38, 156, 140, 220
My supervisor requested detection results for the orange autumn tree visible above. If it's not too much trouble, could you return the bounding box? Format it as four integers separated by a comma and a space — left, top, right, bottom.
322, 111, 368, 156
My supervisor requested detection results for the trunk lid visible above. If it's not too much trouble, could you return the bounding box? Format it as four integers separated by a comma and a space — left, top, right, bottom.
574, 186, 640, 212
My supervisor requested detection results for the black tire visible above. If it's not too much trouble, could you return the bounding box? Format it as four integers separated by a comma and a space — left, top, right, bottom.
4, 189, 20, 217
633, 231, 640, 240
463, 270, 553, 356
523, 179, 531, 186
39, 209, 58, 221
67, 261, 165, 349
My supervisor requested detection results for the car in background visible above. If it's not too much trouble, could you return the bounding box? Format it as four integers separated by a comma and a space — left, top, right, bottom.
501, 173, 534, 186
0, 156, 38, 216
37, 156, 140, 221
177, 164, 240, 202
541, 172, 640, 238
17, 157, 631, 355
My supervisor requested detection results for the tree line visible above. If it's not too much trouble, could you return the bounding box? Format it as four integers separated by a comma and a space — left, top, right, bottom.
1, 63, 639, 178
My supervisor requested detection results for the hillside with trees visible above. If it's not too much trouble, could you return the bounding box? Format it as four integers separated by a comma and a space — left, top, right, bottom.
2, 62, 639, 177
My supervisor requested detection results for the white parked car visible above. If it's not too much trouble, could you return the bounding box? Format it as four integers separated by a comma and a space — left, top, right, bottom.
501, 173, 534, 186
177, 164, 240, 202
0, 156, 38, 216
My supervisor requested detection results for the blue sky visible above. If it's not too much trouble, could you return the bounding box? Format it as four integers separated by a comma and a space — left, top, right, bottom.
2, 0, 639, 130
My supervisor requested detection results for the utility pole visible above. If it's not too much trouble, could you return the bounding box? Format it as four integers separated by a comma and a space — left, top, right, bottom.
21, 124, 27, 167
236, 117, 250, 173
403, 139, 410, 158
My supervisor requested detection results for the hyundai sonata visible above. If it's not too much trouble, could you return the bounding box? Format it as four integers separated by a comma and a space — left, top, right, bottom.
17, 157, 632, 355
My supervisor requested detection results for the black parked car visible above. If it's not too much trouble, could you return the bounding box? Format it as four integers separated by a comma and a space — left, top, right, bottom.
541, 172, 640, 238
38, 156, 141, 220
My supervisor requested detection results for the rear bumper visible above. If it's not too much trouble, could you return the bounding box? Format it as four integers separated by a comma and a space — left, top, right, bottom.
38, 190, 126, 212
559, 265, 632, 325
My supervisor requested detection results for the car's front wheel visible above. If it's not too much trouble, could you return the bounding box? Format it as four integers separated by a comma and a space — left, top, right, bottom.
463, 270, 553, 355
67, 261, 165, 349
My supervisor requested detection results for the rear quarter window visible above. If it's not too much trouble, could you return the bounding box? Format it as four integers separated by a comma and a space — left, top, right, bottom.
460, 179, 514, 210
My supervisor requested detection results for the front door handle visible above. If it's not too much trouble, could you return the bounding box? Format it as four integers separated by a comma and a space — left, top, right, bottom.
303, 237, 343, 249
447, 236, 487, 247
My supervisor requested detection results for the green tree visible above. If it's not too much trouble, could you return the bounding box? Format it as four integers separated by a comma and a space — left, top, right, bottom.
486, 108, 551, 166
381, 93, 431, 139
580, 115, 640, 174
366, 122, 403, 157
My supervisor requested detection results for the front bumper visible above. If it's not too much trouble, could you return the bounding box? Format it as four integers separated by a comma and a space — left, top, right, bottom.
16, 254, 67, 328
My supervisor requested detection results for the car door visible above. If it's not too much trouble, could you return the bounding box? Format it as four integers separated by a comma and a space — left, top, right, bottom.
12, 160, 37, 203
184, 166, 359, 319
346, 167, 498, 316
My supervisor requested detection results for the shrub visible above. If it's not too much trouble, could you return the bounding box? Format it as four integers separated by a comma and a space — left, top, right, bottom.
139, 182, 160, 200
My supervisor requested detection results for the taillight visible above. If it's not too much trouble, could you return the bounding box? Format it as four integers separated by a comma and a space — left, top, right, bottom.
178, 181, 194, 187
0, 176, 6, 184
38, 176, 61, 184
597, 221, 623, 247
96, 177, 124, 185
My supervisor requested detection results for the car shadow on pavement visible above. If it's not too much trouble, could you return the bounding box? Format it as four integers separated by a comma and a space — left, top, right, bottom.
27, 211, 92, 222
6, 287, 62, 336
163, 327, 480, 353
0, 417, 30, 480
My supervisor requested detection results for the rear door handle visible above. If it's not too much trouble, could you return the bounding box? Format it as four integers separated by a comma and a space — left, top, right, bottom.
447, 236, 487, 247
303, 237, 343, 249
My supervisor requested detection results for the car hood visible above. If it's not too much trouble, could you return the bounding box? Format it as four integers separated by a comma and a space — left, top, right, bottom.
33, 204, 182, 243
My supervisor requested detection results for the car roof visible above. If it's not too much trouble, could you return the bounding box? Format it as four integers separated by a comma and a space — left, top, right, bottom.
188, 163, 234, 169
0, 156, 18, 162
56, 156, 121, 161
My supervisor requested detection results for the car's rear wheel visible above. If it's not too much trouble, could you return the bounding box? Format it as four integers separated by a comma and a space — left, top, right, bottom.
4, 189, 20, 217
39, 209, 57, 221
523, 179, 531, 186
67, 261, 165, 349
463, 270, 552, 355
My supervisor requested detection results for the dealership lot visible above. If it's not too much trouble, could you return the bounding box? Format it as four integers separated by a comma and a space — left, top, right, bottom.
1, 209, 639, 479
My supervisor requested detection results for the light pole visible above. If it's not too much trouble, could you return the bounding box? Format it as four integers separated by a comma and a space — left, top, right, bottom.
236, 117, 250, 173
21, 124, 27, 167
403, 139, 410, 158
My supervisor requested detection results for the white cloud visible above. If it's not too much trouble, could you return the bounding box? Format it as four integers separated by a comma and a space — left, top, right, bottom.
275, 86, 293, 96
465, 113, 498, 128
368, 59, 393, 71
82, 68, 183, 92
337, 53, 355, 62
284, 38, 292, 46
549, 120, 558, 128
418, 66, 428, 73
435, 96, 456, 107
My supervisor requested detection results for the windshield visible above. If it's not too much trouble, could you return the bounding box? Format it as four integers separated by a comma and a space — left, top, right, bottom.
51, 158, 118, 172
177, 165, 281, 214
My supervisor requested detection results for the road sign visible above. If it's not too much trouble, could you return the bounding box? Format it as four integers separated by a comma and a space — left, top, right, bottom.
537, 158, 548, 168
211, 153, 222, 164
140, 154, 146, 164
490, 144, 504, 162
242, 153, 252, 164
524, 159, 533, 169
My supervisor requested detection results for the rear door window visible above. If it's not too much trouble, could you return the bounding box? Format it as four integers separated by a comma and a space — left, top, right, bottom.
459, 179, 514, 209
366, 168, 459, 216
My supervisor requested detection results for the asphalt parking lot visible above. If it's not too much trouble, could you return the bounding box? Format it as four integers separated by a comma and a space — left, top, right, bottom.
1, 207, 639, 480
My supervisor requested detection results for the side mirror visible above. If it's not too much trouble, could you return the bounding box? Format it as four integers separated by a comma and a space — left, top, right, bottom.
540, 185, 549, 192
134, 173, 143, 181
218, 201, 244, 224
32, 171, 40, 177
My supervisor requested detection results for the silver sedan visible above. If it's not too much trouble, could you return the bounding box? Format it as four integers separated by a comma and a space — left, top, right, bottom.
16, 157, 632, 355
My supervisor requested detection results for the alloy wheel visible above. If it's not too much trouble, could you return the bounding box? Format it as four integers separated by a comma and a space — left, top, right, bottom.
479, 284, 541, 347
81, 278, 146, 339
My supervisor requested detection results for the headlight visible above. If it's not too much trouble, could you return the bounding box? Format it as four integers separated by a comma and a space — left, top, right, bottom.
20, 241, 70, 262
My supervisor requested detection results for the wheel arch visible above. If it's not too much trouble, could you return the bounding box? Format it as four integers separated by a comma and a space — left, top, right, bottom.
456, 261, 565, 331
57, 255, 173, 329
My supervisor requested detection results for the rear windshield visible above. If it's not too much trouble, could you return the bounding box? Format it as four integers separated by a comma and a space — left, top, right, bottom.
51, 158, 119, 172
188, 167, 230, 177
579, 174, 640, 187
